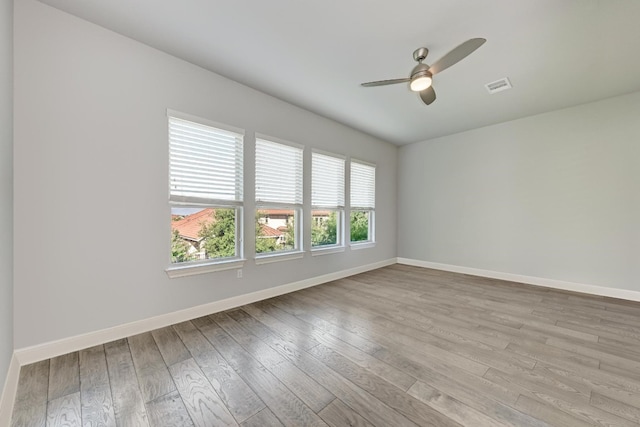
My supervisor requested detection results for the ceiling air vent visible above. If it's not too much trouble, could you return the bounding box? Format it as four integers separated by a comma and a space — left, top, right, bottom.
485, 77, 512, 94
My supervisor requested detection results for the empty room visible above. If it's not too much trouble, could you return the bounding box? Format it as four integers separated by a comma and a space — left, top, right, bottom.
1, 0, 640, 426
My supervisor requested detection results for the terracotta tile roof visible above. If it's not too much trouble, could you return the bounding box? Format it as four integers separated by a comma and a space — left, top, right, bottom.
258, 209, 293, 216
171, 208, 215, 241
258, 224, 283, 237
259, 209, 331, 216
172, 208, 326, 241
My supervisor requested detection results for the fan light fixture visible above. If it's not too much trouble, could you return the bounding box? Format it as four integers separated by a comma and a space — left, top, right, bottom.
410, 73, 432, 91
361, 38, 487, 105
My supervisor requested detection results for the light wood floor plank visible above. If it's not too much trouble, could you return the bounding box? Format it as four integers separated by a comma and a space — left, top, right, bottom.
172, 320, 265, 423
145, 391, 194, 427
104, 339, 149, 426
211, 311, 336, 414
318, 398, 375, 427
547, 335, 640, 372
233, 306, 421, 427
79, 345, 116, 427
258, 299, 382, 355
151, 326, 191, 367
228, 307, 417, 392
514, 394, 592, 427
48, 352, 80, 401
169, 358, 237, 427
46, 392, 81, 427
193, 316, 328, 427
11, 264, 640, 427
11, 360, 49, 427
591, 392, 640, 424
484, 368, 639, 427
128, 332, 176, 403
240, 407, 284, 427
408, 380, 512, 427
306, 343, 461, 427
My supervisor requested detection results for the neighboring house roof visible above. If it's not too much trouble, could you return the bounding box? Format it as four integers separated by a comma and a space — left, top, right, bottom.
259, 224, 283, 237
259, 209, 331, 216
171, 208, 215, 241
172, 208, 323, 241
257, 209, 291, 216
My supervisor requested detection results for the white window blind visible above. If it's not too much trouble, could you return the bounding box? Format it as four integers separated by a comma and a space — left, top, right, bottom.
255, 138, 303, 205
312, 152, 345, 207
350, 161, 376, 209
168, 116, 243, 204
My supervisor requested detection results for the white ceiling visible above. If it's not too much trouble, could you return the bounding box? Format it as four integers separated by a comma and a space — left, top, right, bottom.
37, 0, 640, 145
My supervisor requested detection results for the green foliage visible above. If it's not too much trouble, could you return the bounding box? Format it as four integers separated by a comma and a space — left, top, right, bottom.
311, 211, 337, 246
199, 208, 236, 259
255, 212, 276, 254
255, 211, 295, 254
173, 208, 369, 262
282, 223, 295, 249
171, 229, 192, 263
350, 211, 369, 242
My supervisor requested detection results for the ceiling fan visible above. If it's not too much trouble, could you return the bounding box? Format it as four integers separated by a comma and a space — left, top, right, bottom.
361, 38, 486, 105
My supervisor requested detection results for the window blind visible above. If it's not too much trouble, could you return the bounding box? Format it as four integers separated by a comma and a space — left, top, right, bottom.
312, 152, 345, 207
255, 138, 303, 205
350, 161, 376, 209
168, 116, 243, 204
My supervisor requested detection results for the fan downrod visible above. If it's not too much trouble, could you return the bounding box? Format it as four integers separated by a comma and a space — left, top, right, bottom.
413, 47, 429, 63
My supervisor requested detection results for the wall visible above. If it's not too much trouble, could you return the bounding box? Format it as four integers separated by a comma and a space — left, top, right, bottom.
13, 0, 397, 350
399, 91, 640, 292
0, 0, 12, 398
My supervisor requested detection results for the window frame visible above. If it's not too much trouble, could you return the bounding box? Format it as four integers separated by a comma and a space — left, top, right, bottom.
166, 110, 246, 278
254, 135, 305, 262
311, 150, 346, 254
349, 159, 376, 248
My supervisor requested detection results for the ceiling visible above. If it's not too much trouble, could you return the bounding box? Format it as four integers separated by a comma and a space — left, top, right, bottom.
37, 0, 640, 145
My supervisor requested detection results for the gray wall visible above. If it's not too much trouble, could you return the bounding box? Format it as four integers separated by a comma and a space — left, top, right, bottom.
399, 91, 640, 292
0, 0, 13, 395
13, 0, 397, 349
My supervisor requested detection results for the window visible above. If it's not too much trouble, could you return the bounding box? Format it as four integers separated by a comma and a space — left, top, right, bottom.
311, 151, 345, 250
350, 160, 376, 244
255, 137, 303, 258
167, 111, 244, 274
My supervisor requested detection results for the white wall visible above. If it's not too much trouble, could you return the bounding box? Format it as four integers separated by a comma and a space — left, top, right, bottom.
399, 91, 640, 292
0, 0, 13, 397
13, 0, 397, 349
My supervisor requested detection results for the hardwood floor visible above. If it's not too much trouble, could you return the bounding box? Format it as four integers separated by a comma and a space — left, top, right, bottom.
10, 264, 640, 426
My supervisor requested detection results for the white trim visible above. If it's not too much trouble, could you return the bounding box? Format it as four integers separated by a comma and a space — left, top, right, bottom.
311, 147, 346, 160
311, 246, 346, 256
350, 241, 376, 250
255, 133, 304, 150
0, 353, 20, 426
350, 158, 376, 168
15, 258, 396, 366
397, 258, 640, 302
255, 251, 305, 265
166, 108, 245, 136
166, 259, 246, 278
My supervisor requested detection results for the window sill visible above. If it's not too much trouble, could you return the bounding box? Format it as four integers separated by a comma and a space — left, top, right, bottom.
166, 259, 246, 278
311, 245, 346, 256
255, 251, 305, 265
350, 241, 376, 250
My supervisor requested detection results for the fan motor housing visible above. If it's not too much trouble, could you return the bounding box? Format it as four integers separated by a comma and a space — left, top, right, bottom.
411, 62, 431, 78
413, 47, 429, 62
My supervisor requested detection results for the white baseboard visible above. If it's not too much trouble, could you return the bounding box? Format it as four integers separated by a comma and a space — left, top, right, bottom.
15, 258, 396, 366
0, 353, 20, 427
397, 258, 640, 302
